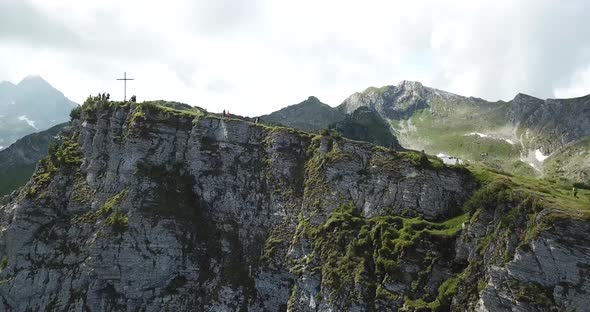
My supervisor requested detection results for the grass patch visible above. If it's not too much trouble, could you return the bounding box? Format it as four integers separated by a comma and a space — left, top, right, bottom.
297, 203, 467, 308
467, 164, 590, 220
0, 256, 7, 270
403, 273, 463, 311
105, 208, 128, 233
25, 138, 82, 198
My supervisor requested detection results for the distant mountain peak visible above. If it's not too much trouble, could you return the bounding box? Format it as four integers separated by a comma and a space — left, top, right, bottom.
0, 75, 77, 149
18, 75, 51, 87
306, 96, 321, 103
22, 74, 43, 80
512, 92, 541, 102
260, 96, 344, 131
0, 80, 16, 87
361, 80, 427, 96
397, 80, 424, 89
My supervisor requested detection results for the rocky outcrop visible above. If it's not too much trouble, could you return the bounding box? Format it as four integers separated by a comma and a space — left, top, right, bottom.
476, 217, 590, 312
450, 180, 590, 312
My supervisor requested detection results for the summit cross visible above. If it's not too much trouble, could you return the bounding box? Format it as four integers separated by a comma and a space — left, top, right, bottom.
116, 72, 134, 102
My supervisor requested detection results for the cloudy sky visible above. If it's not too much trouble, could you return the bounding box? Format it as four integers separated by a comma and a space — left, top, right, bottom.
1, 0, 589, 116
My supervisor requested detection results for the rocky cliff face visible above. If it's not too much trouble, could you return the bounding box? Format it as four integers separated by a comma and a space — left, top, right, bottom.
0, 100, 587, 311
476, 217, 590, 311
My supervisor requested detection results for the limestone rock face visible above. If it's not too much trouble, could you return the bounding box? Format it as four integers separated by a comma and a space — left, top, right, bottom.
475, 218, 590, 312
0, 101, 587, 311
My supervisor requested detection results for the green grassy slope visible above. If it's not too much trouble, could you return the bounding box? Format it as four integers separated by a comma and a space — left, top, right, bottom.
393, 97, 528, 174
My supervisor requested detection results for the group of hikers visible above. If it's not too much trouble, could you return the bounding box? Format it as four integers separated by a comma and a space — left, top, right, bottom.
96, 92, 110, 101
94, 92, 136, 102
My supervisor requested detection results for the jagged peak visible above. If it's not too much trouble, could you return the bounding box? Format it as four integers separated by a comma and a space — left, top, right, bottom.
512, 92, 541, 102
360, 80, 427, 96
397, 80, 424, 89
361, 85, 393, 95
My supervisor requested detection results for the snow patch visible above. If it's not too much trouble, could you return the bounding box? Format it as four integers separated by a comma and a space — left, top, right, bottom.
18, 115, 38, 129
535, 149, 549, 162
466, 132, 516, 145
0, 146, 4, 150
528, 162, 536, 168
436, 152, 463, 165
468, 132, 488, 138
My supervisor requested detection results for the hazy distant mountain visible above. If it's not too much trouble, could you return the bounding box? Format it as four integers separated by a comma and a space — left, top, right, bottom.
0, 76, 77, 150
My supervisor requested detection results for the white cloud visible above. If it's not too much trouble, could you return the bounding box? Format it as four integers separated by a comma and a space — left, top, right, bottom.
554, 65, 590, 99
0, 0, 589, 116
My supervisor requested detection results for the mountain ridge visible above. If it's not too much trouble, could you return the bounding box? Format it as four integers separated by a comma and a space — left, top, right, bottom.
264, 80, 590, 184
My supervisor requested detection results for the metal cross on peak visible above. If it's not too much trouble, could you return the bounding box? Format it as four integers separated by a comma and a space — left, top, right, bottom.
116, 72, 134, 102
